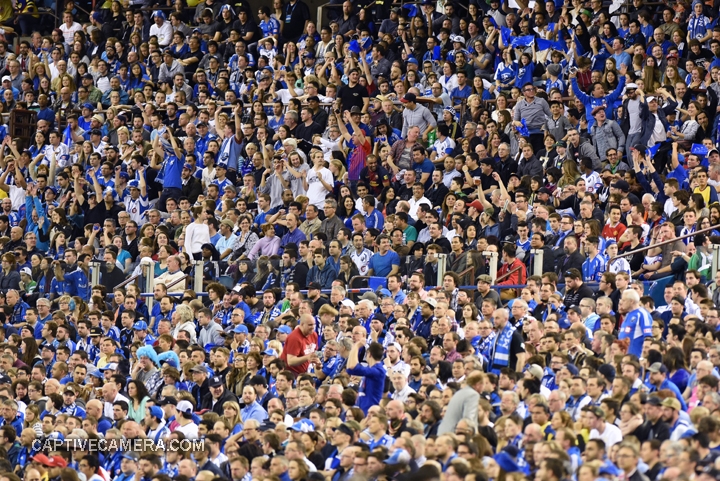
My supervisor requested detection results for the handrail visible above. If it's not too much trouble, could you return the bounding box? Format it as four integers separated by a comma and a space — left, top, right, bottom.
457, 265, 475, 285
115, 273, 140, 289
495, 264, 522, 283
166, 274, 191, 290
607, 223, 720, 263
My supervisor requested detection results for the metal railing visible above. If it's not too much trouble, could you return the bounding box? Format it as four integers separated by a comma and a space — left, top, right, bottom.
608, 223, 720, 280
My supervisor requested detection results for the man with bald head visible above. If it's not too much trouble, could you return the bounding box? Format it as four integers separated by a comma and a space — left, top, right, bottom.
385, 399, 416, 438
178, 459, 197, 478
280, 314, 319, 375
85, 399, 112, 435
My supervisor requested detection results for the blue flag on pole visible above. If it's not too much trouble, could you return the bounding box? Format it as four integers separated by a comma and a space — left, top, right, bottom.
348, 40, 362, 54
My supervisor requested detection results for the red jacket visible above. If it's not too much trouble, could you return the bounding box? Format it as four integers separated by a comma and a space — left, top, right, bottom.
497, 258, 527, 286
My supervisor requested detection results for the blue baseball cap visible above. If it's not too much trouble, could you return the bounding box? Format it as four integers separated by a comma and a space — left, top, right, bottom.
289, 419, 315, 432
133, 321, 148, 331
183, 162, 194, 170
263, 348, 278, 357
233, 325, 249, 334
82, 103, 93, 110
148, 405, 164, 420
128, 180, 140, 189
277, 325, 292, 334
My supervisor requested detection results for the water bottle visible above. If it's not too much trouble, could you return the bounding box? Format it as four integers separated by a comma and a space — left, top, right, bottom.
427, 128, 436, 148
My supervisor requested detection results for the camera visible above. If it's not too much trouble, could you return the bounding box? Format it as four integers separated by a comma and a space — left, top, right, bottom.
569, 67, 578, 74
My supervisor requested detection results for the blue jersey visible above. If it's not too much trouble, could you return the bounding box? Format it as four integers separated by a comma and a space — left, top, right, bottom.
365, 433, 395, 450
618, 307, 653, 357
365, 209, 384, 231
163, 154, 183, 189
64, 268, 90, 301
582, 254, 606, 282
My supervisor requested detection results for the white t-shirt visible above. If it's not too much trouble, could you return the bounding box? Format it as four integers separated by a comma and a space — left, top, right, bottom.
590, 422, 623, 448
59, 22, 83, 44
306, 167, 333, 208
185, 222, 211, 254
175, 421, 199, 439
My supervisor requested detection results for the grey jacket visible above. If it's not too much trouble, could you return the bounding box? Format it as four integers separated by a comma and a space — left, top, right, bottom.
567, 139, 601, 171
591, 119, 626, 161
437, 386, 480, 435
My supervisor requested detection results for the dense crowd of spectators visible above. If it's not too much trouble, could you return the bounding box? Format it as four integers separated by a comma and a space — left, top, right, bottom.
1, 0, 720, 481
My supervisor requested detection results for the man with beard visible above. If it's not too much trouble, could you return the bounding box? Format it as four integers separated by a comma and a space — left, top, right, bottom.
408, 356, 424, 392
419, 401, 442, 437
636, 396, 670, 442
527, 233, 555, 278
661, 397, 691, 441
386, 400, 417, 438
647, 363, 687, 411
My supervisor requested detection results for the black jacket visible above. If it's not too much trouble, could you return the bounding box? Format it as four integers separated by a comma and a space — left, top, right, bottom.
564, 283, 595, 308
555, 250, 585, 281
0, 270, 20, 293
525, 246, 555, 277
200, 388, 238, 415
182, 176, 203, 204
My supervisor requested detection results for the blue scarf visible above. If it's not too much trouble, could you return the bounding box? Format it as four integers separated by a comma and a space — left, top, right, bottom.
491, 322, 516, 373
689, 14, 709, 41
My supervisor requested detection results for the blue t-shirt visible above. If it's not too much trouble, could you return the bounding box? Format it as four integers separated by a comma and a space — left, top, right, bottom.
413, 158, 435, 189
64, 268, 90, 301
368, 251, 400, 277
517, 62, 535, 88
346, 362, 386, 414
163, 154, 183, 189
495, 63, 516, 85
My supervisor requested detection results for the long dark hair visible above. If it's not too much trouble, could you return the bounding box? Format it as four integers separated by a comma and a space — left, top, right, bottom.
127, 379, 150, 402
22, 337, 40, 366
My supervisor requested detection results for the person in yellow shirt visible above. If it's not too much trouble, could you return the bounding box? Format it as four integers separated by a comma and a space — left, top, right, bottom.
693, 167, 719, 205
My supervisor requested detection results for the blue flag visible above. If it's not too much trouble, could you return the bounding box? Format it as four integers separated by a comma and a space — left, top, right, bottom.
647, 143, 661, 159
517, 119, 530, 137
536, 37, 568, 52
510, 35, 535, 48
431, 45, 441, 60
348, 40, 362, 54
361, 36, 373, 51
403, 4, 419, 17
500, 27, 513, 46
62, 124, 73, 148
692, 143, 709, 157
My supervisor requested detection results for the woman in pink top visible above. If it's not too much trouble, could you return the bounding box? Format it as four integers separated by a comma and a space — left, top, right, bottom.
245, 223, 280, 261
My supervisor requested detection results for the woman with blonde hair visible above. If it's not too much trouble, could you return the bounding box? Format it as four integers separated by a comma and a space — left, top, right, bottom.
24, 404, 43, 437
221, 400, 243, 434
329, 159, 346, 182
558, 159, 581, 188
267, 340, 283, 357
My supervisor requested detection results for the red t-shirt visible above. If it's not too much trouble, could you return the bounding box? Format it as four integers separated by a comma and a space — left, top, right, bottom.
280, 328, 319, 375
